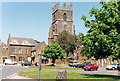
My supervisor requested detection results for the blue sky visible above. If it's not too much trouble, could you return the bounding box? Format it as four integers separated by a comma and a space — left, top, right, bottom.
2, 2, 102, 44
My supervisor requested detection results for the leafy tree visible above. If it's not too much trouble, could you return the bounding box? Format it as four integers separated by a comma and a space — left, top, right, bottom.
57, 30, 76, 58
43, 41, 65, 66
80, 0, 120, 60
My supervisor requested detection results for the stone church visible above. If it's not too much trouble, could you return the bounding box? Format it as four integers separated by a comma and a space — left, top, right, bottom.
48, 2, 75, 45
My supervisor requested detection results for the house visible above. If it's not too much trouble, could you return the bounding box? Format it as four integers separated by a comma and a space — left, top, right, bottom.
0, 34, 47, 64
31, 41, 47, 64
1, 42, 8, 63
6, 34, 38, 63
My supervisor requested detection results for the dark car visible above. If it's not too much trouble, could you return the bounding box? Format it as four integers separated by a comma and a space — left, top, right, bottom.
21, 61, 32, 66
76, 62, 91, 68
117, 63, 120, 71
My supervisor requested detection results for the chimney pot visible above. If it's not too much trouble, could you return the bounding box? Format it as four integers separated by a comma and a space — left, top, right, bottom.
9, 34, 11, 38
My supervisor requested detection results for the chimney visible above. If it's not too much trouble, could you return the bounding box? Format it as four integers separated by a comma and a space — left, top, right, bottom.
63, 1, 66, 7
9, 34, 11, 38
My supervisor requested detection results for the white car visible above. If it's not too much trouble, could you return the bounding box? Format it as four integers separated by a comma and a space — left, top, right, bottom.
4, 59, 17, 65
106, 63, 118, 70
68, 61, 79, 67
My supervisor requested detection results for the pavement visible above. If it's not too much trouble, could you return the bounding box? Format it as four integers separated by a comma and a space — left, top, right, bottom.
5, 73, 33, 79
0, 64, 120, 80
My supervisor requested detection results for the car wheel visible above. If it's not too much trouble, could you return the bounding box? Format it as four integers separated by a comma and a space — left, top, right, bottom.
112, 67, 115, 70
91, 68, 93, 71
96, 68, 98, 71
5, 63, 6, 65
118, 69, 120, 71
84, 69, 86, 71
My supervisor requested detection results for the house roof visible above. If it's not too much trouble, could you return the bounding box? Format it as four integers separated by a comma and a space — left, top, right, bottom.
32, 41, 45, 52
32, 42, 42, 51
8, 37, 37, 46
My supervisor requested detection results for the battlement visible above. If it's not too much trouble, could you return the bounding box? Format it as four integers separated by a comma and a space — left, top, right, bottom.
52, 2, 73, 13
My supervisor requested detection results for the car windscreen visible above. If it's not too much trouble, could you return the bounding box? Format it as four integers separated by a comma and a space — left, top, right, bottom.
25, 61, 29, 63
87, 64, 93, 66
112, 64, 117, 65
74, 62, 78, 63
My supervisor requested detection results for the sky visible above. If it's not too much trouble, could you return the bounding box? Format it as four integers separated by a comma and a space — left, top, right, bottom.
2, 1, 102, 44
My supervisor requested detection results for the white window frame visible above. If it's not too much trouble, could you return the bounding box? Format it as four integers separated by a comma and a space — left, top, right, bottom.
19, 48, 22, 53
13, 48, 16, 53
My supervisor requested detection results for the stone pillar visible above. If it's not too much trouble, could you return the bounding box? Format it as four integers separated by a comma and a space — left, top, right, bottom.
102, 59, 104, 67
56, 70, 67, 81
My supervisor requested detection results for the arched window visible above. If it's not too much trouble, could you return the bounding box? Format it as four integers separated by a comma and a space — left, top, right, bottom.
63, 13, 67, 21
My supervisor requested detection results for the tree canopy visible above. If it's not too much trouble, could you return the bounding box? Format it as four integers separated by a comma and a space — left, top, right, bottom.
79, 0, 120, 60
57, 30, 76, 57
43, 41, 65, 65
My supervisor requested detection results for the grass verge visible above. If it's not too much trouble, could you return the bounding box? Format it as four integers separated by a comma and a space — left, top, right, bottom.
19, 70, 120, 80
29, 65, 81, 70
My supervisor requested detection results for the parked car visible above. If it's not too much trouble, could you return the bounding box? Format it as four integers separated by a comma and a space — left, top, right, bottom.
117, 63, 120, 71
84, 64, 99, 71
106, 63, 118, 70
4, 59, 17, 65
68, 61, 79, 67
76, 62, 91, 68
21, 61, 32, 66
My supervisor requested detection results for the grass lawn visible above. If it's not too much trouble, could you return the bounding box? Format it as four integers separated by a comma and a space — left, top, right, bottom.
29, 65, 82, 70
19, 70, 120, 80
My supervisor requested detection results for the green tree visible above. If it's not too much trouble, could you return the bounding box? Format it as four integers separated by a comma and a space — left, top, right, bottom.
57, 30, 76, 58
80, 0, 120, 60
43, 41, 65, 66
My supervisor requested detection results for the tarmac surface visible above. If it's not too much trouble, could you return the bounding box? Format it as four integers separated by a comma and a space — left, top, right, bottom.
0, 64, 120, 80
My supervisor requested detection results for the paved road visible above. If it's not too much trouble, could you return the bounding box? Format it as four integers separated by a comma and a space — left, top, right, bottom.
0, 65, 37, 79
0, 64, 120, 79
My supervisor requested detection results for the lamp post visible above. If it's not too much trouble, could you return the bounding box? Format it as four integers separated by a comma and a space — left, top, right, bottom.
38, 53, 41, 81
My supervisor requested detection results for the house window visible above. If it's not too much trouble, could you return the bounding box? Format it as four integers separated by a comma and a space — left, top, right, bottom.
19, 48, 22, 53
13, 48, 16, 53
25, 49, 28, 53
63, 13, 67, 21
19, 56, 22, 61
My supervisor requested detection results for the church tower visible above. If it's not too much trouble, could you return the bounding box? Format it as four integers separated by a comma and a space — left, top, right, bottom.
48, 2, 75, 45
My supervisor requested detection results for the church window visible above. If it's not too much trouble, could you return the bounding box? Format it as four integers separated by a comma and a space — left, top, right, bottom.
63, 13, 67, 21
54, 15, 55, 21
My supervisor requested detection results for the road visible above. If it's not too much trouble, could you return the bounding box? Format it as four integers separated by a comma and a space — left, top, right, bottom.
0, 65, 37, 79
0, 64, 120, 79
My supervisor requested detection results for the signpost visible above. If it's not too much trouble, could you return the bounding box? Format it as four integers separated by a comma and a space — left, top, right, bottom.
38, 53, 41, 81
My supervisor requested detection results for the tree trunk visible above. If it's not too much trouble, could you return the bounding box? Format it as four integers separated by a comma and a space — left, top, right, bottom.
52, 59, 55, 66
66, 52, 69, 58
